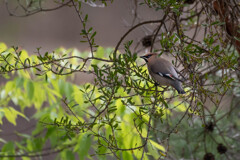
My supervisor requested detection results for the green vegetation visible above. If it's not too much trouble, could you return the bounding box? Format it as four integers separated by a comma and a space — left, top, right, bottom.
1, 0, 240, 159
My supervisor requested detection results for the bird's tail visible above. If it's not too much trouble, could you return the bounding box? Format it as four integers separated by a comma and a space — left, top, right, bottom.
177, 88, 186, 94
172, 82, 186, 94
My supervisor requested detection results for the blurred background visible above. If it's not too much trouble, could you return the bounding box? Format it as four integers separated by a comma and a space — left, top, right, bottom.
0, 0, 160, 53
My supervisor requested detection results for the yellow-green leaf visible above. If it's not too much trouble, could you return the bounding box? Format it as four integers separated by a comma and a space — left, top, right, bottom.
149, 139, 166, 152
2, 107, 28, 125
27, 80, 34, 100
173, 101, 187, 112
0, 42, 7, 52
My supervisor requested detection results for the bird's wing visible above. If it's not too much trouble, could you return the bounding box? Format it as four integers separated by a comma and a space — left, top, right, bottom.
150, 58, 183, 82
156, 72, 183, 82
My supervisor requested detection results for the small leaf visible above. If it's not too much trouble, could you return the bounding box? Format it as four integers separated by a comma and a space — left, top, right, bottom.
84, 14, 88, 22
59, 67, 64, 74
226, 78, 234, 84
88, 27, 93, 33
91, 31, 97, 40
234, 36, 240, 42
24, 58, 31, 66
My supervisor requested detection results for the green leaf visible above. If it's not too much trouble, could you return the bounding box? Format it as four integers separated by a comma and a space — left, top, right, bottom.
33, 138, 44, 150
0, 138, 7, 144
84, 14, 88, 22
16, 77, 24, 88
59, 67, 64, 74
96, 138, 107, 160
65, 82, 74, 100
173, 101, 187, 112
65, 150, 75, 160
2, 107, 28, 125
147, 141, 161, 159
92, 46, 105, 65
210, 21, 225, 26
88, 27, 93, 33
24, 58, 31, 66
0, 42, 7, 52
149, 139, 166, 152
234, 36, 240, 42
160, 97, 169, 108
226, 78, 234, 84
73, 86, 84, 106
91, 31, 97, 40
1, 141, 15, 160
27, 80, 34, 100
76, 134, 91, 160
123, 151, 133, 160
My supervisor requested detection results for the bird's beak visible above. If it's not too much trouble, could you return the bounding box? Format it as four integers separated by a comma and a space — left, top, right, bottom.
140, 56, 148, 63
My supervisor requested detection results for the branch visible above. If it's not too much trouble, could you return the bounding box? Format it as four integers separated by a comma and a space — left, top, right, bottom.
5, 0, 72, 17
113, 19, 166, 57
71, 0, 95, 57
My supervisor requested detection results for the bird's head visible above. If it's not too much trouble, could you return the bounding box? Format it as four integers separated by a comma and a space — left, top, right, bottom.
140, 53, 157, 63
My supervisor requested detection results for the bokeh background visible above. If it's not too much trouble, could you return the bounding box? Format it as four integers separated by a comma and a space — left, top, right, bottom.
0, 0, 160, 53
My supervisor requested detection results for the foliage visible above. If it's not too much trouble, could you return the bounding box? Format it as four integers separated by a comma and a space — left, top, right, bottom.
1, 0, 240, 160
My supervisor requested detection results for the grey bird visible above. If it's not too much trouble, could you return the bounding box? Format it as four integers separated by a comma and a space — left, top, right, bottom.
140, 53, 186, 94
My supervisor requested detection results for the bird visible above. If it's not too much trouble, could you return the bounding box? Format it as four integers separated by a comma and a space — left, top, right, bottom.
140, 53, 186, 94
